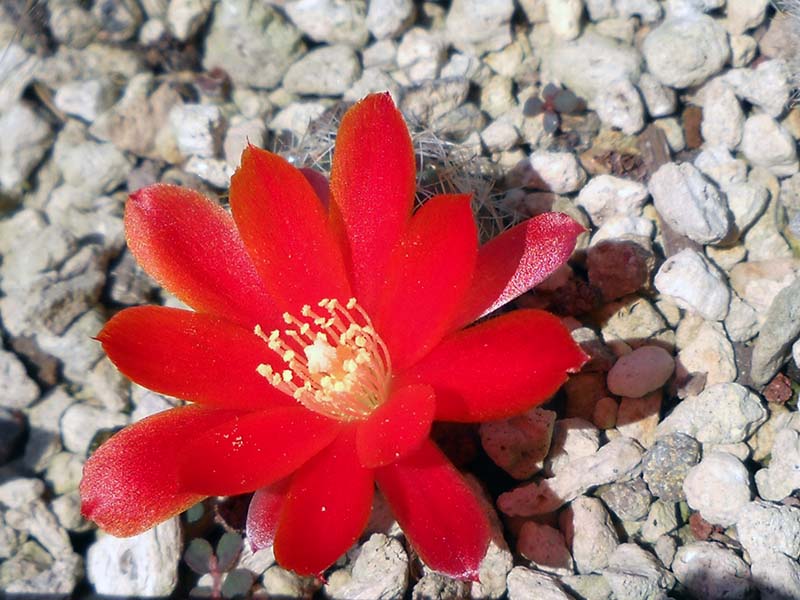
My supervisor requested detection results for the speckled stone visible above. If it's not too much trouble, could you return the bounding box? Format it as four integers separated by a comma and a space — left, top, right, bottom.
642, 433, 701, 502
597, 478, 653, 522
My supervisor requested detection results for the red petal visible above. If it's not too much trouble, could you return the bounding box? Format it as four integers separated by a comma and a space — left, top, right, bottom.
98, 306, 293, 411
125, 184, 280, 329
274, 430, 374, 576
455, 213, 584, 328
300, 167, 330, 208
230, 145, 351, 313
178, 407, 341, 496
246, 479, 290, 550
374, 194, 477, 369
375, 439, 489, 579
399, 310, 587, 422
356, 384, 435, 468
80, 405, 240, 537
329, 93, 416, 312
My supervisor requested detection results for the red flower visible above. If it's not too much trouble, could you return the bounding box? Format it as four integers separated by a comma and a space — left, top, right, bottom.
80, 93, 586, 579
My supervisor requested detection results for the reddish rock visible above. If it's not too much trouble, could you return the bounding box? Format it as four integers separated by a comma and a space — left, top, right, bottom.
763, 372, 793, 404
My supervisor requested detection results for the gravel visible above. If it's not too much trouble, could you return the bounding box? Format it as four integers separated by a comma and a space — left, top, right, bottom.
2, 1, 800, 597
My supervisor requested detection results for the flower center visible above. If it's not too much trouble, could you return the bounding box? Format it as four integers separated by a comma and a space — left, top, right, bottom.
254, 298, 392, 421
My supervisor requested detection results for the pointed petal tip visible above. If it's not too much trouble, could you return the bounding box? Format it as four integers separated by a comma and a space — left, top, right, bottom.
361, 90, 395, 109
571, 348, 591, 372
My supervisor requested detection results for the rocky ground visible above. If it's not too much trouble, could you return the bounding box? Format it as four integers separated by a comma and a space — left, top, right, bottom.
2, 0, 800, 598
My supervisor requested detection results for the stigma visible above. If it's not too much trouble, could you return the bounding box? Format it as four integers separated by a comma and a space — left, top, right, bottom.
254, 298, 392, 421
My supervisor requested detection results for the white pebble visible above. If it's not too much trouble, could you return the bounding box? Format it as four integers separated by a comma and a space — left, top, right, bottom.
673, 542, 753, 600
700, 79, 744, 150
365, 0, 414, 40
741, 114, 799, 177
520, 150, 587, 194
736, 500, 800, 562
648, 162, 730, 244
637, 72, 676, 117
169, 104, 223, 159
396, 27, 446, 83
654, 249, 730, 321
683, 452, 751, 527
561, 496, 620, 574
656, 382, 767, 444
594, 78, 645, 135
755, 428, 800, 502
576, 175, 648, 226
546, 0, 582, 39
643, 14, 729, 88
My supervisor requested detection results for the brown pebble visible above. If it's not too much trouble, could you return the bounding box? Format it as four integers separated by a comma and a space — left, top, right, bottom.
763, 372, 793, 404
682, 106, 703, 150
689, 512, 717, 541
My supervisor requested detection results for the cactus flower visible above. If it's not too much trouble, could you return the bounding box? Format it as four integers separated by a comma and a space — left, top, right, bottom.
80, 93, 586, 579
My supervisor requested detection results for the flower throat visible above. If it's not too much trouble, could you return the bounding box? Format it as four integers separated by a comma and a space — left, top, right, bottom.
254, 298, 392, 421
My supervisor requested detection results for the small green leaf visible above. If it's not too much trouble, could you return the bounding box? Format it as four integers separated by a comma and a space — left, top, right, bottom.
216, 532, 243, 572
184, 538, 214, 575
221, 569, 255, 599
186, 502, 205, 524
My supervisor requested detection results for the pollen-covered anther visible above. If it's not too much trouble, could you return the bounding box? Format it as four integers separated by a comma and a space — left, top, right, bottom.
254, 298, 392, 421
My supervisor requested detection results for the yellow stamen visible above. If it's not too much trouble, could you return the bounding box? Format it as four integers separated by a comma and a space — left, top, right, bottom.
254, 298, 392, 421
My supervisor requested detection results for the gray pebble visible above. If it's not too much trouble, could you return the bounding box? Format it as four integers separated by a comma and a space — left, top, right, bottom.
204, 0, 304, 89
285, 0, 368, 47
602, 543, 675, 600
648, 162, 729, 245
643, 14, 729, 88
87, 518, 182, 597
60, 403, 129, 457
283, 45, 362, 96
598, 478, 653, 522
561, 496, 619, 574
750, 277, 800, 385
643, 433, 701, 502
366, 0, 415, 40
0, 348, 40, 410
506, 567, 575, 600
0, 102, 53, 196
542, 32, 642, 101
640, 501, 680, 543
445, 0, 514, 54
325, 533, 408, 600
